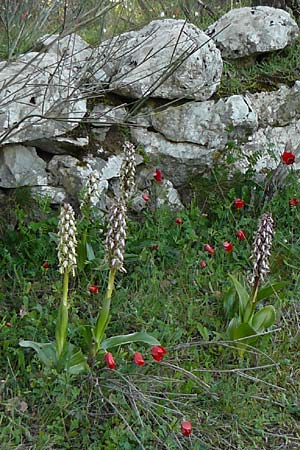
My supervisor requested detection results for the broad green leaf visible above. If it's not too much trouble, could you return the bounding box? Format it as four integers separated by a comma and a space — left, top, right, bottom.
223, 287, 238, 318
252, 305, 276, 332
256, 282, 287, 302
228, 274, 249, 318
63, 345, 89, 375
77, 240, 87, 268
101, 331, 160, 351
86, 242, 95, 261
19, 340, 57, 367
227, 318, 256, 341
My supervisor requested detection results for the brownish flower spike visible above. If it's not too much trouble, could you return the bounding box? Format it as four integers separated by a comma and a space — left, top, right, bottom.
105, 199, 127, 273
249, 212, 274, 286
119, 141, 136, 204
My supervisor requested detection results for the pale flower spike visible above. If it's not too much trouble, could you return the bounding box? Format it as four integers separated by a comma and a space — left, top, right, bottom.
80, 170, 101, 209
249, 212, 274, 286
105, 199, 127, 272
57, 203, 77, 276
120, 141, 136, 204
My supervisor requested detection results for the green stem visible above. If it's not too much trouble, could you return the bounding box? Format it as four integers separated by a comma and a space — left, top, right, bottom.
251, 275, 260, 308
56, 270, 69, 358
90, 269, 116, 360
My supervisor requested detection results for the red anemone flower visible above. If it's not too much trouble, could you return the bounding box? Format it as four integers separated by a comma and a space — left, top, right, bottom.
153, 169, 163, 183
289, 197, 299, 207
133, 352, 145, 366
89, 285, 99, 294
204, 244, 215, 255
142, 193, 150, 202
151, 345, 167, 362
199, 261, 207, 268
105, 352, 116, 369
181, 420, 192, 436
175, 217, 183, 225
42, 262, 49, 269
223, 241, 234, 253
233, 198, 245, 209
236, 229, 246, 240
281, 151, 296, 165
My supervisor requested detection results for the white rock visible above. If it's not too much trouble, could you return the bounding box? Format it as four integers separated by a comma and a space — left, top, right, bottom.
31, 186, 67, 204
151, 94, 257, 148
132, 127, 215, 186
249, 81, 300, 127
239, 122, 300, 173
107, 19, 223, 100
207, 7, 299, 59
0, 145, 47, 188
0, 52, 86, 144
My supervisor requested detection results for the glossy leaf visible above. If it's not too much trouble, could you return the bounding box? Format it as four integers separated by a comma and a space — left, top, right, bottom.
227, 318, 257, 341
223, 287, 238, 319
86, 242, 95, 261
101, 331, 160, 351
19, 340, 56, 366
256, 282, 287, 302
228, 274, 249, 317
252, 305, 276, 332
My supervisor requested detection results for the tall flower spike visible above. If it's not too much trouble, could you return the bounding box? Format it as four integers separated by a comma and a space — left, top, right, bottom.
57, 203, 77, 276
249, 212, 274, 286
80, 170, 101, 210
105, 199, 127, 272
119, 141, 136, 204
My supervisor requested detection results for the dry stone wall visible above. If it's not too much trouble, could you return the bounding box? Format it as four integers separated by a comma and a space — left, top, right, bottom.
0, 6, 299, 210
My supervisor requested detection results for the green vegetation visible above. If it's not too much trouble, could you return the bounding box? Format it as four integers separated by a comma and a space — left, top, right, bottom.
1, 159, 300, 449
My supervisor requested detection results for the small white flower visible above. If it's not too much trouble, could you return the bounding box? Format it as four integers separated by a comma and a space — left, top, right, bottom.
160, 11, 165, 17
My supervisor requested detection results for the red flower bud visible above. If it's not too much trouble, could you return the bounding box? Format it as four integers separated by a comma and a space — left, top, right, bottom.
5, 322, 12, 328
199, 261, 207, 268
42, 262, 49, 269
175, 217, 183, 225
133, 352, 145, 366
105, 352, 116, 369
204, 244, 215, 255
233, 198, 245, 209
289, 197, 299, 207
152, 244, 159, 250
223, 241, 234, 253
151, 345, 167, 362
89, 285, 99, 294
181, 420, 192, 436
153, 169, 163, 183
236, 229, 246, 240
142, 193, 150, 202
281, 151, 296, 165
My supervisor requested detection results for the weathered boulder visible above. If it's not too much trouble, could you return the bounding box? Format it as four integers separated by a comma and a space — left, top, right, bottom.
239, 121, 300, 173
150, 95, 257, 148
207, 7, 299, 59
131, 127, 215, 186
0, 52, 86, 144
36, 33, 92, 71
249, 81, 300, 127
0, 145, 47, 188
104, 19, 223, 101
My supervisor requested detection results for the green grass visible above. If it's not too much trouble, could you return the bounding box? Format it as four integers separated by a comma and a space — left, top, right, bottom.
1, 165, 300, 449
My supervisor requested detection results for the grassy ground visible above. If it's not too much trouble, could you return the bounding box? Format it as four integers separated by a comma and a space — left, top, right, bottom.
1, 165, 300, 449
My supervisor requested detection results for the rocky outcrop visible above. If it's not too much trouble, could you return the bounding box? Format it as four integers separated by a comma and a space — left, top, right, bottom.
0, 52, 86, 145
207, 6, 299, 59
105, 20, 223, 101
0, 145, 47, 188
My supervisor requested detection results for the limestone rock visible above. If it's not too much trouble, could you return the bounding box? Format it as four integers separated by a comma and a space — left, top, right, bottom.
28, 136, 89, 154
239, 122, 300, 173
151, 94, 257, 148
207, 7, 299, 59
107, 19, 223, 101
131, 127, 215, 186
249, 81, 300, 127
31, 186, 68, 204
0, 145, 47, 188
36, 33, 92, 71
0, 52, 86, 144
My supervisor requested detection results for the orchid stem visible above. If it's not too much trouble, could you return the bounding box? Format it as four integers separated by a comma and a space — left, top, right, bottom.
56, 270, 69, 358
90, 268, 116, 362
